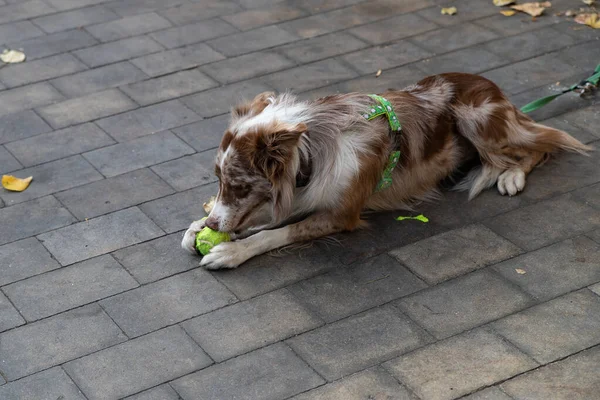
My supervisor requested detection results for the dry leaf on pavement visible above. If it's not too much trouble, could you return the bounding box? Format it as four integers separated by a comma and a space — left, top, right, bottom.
511, 1, 552, 17
575, 12, 600, 28
515, 268, 527, 274
494, 0, 515, 6
0, 49, 26, 63
376, 69, 382, 77
582, 0, 595, 5
203, 196, 216, 214
441, 6, 457, 15
501, 10, 517, 15
2, 175, 33, 192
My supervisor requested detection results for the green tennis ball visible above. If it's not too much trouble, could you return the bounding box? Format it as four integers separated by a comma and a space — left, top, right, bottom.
195, 217, 230, 256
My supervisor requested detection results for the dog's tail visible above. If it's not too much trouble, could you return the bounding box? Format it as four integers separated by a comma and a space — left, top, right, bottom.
518, 119, 593, 155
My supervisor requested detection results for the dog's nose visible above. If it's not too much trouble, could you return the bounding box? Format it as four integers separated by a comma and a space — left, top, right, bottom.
205, 216, 219, 230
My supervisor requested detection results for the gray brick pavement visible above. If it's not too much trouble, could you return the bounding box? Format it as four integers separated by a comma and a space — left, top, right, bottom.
1, 1, 600, 398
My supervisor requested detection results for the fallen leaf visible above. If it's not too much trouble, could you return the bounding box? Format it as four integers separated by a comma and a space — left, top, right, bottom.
0, 49, 26, 63
501, 10, 516, 15
441, 6, 457, 15
565, 9, 576, 16
494, 0, 515, 6
582, 0, 594, 5
2, 175, 32, 192
511, 1, 552, 17
515, 268, 527, 274
396, 214, 429, 223
203, 196, 216, 214
375, 69, 382, 77
575, 12, 600, 28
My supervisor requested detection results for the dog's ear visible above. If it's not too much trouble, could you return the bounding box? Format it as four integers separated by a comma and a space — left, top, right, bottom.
232, 91, 276, 119
252, 122, 307, 181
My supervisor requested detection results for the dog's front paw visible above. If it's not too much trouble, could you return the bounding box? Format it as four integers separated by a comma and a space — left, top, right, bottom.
200, 241, 253, 270
497, 168, 526, 196
181, 219, 207, 254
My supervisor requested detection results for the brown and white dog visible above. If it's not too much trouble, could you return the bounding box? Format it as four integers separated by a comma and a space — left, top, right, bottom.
182, 73, 591, 269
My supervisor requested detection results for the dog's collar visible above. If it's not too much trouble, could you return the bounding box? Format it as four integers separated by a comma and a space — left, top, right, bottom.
364, 94, 402, 192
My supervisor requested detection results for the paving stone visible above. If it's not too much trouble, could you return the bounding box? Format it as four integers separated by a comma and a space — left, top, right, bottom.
125, 384, 179, 400
112, 232, 199, 284
159, 1, 242, 26
494, 236, 600, 302
173, 114, 229, 152
292, 0, 363, 13
37, 89, 138, 129
416, 46, 507, 76
588, 229, 600, 245
0, 20, 44, 44
211, 243, 342, 300
0, 54, 87, 89
0, 237, 61, 286
290, 366, 414, 400
171, 343, 324, 400
151, 150, 217, 191
277, 32, 367, 63
288, 254, 427, 322
0, 146, 21, 174
73, 35, 163, 67
4, 254, 138, 321
6, 123, 114, 167
100, 269, 236, 337
183, 289, 321, 361
121, 69, 217, 106
182, 80, 274, 118
475, 13, 561, 36
150, 18, 238, 49
96, 99, 200, 142
38, 207, 164, 265
0, 367, 85, 400
288, 306, 432, 380
12, 29, 98, 61
261, 58, 357, 92
484, 27, 576, 63
87, 12, 171, 42
483, 54, 586, 96
397, 269, 534, 339
553, 19, 600, 42
139, 182, 217, 233
349, 12, 438, 45
0, 196, 75, 246
384, 328, 538, 400
46, 0, 114, 10
0, 303, 126, 380
0, 155, 104, 206
0, 291, 24, 332
501, 346, 600, 400
0, 110, 52, 144
342, 41, 432, 74
416, 0, 497, 26
131, 43, 225, 77
573, 182, 600, 210
555, 104, 600, 139
223, 3, 307, 31
64, 326, 212, 400
201, 51, 294, 84
84, 130, 195, 177
461, 387, 513, 400
32, 5, 119, 33
0, 83, 64, 118
484, 192, 600, 251
0, 0, 55, 25
540, 115, 599, 145
107, 0, 187, 17
409, 23, 499, 55
389, 224, 521, 285
56, 168, 174, 220
207, 25, 298, 57
51, 61, 148, 98
492, 289, 600, 364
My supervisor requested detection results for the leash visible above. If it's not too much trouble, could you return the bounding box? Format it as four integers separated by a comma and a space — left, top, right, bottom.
520, 62, 600, 113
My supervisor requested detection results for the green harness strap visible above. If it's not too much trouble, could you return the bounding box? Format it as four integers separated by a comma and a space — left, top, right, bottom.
364, 94, 402, 192
520, 62, 600, 113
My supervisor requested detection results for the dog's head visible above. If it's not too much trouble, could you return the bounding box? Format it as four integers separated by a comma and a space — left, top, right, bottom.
205, 92, 307, 234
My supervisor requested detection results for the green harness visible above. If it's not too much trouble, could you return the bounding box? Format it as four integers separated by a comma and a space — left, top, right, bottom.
364, 94, 402, 192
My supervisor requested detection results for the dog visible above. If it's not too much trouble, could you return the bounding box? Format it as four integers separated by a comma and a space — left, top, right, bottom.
181, 73, 591, 269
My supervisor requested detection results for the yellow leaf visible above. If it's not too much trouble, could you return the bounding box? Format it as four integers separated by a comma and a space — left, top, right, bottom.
493, 0, 515, 6
441, 6, 457, 15
515, 268, 527, 275
582, 0, 594, 5
0, 49, 26, 63
2, 175, 33, 192
203, 196, 216, 214
575, 12, 600, 28
501, 10, 516, 15
511, 1, 552, 17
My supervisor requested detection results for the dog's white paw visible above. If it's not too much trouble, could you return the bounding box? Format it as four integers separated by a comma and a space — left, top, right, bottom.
181, 219, 207, 254
200, 241, 253, 270
497, 168, 526, 196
